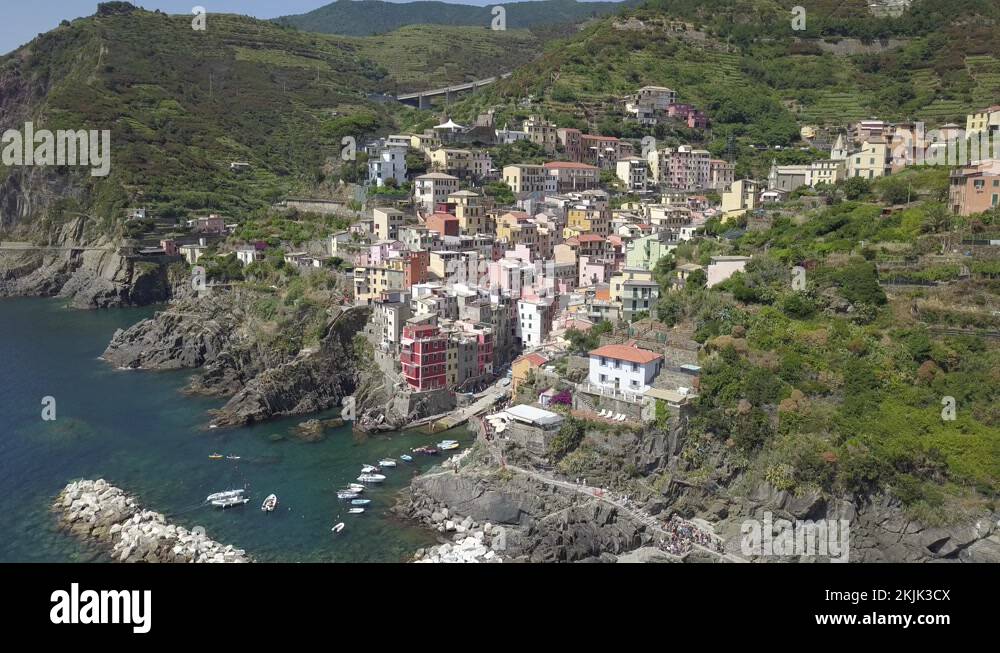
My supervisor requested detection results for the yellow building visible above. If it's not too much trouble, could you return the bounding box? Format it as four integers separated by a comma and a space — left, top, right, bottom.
511, 352, 548, 396
609, 267, 655, 304
450, 190, 489, 235
567, 207, 610, 237
353, 266, 406, 305
847, 139, 889, 180
966, 105, 1000, 138
502, 164, 550, 194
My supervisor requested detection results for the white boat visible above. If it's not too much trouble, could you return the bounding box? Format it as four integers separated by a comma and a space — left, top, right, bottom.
212, 496, 250, 508
439, 439, 458, 445
348, 483, 365, 492
350, 499, 371, 506
337, 491, 360, 500
356, 474, 386, 483
361, 464, 380, 473
261, 494, 278, 512
439, 441, 460, 451
206, 489, 245, 502
378, 459, 397, 467
399, 454, 413, 462
226, 455, 241, 460
348, 508, 365, 514
331, 522, 345, 534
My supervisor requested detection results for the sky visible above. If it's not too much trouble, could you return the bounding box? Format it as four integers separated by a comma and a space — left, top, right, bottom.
0, 0, 572, 56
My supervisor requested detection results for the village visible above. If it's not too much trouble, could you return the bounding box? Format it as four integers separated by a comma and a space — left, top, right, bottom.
117, 87, 1000, 447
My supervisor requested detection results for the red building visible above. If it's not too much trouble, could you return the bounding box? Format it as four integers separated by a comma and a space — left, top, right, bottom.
426, 212, 460, 237
400, 324, 447, 391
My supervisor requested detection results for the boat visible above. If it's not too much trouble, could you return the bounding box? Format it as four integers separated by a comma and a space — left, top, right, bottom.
208, 453, 224, 460
356, 474, 386, 483
348, 508, 365, 514
423, 447, 440, 455
337, 491, 360, 500
439, 441, 460, 451
399, 454, 413, 462
440, 439, 458, 445
261, 494, 278, 512
331, 522, 345, 534
348, 483, 365, 492
212, 496, 250, 508
226, 455, 241, 461
360, 464, 381, 474
378, 459, 397, 467
350, 499, 371, 506
206, 489, 245, 502
412, 446, 439, 455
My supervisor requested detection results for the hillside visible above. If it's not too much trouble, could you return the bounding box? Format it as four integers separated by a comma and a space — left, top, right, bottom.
0, 3, 535, 238
275, 0, 637, 36
439, 0, 1000, 177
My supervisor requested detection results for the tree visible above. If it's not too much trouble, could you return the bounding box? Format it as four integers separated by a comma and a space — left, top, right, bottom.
922, 202, 950, 233
844, 176, 870, 200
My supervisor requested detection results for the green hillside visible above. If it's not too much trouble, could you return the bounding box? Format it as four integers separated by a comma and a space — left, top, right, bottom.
275, 0, 637, 36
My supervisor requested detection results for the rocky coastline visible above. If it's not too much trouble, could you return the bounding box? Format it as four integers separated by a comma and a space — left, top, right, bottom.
54, 479, 250, 563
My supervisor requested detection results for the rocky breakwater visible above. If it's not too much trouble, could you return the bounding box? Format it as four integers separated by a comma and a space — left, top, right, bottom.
54, 479, 250, 563
412, 520, 505, 563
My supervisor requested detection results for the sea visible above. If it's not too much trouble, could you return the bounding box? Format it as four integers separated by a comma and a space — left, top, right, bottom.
0, 297, 471, 562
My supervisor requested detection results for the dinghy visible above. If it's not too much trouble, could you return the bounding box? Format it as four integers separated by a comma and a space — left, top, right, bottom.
348, 508, 365, 514
399, 454, 413, 462
337, 491, 360, 500
226, 454, 241, 461
261, 494, 278, 512
378, 459, 397, 467
356, 474, 386, 483
350, 499, 371, 506
331, 522, 345, 534
348, 483, 365, 492
208, 453, 224, 460
360, 464, 381, 474
439, 441, 460, 451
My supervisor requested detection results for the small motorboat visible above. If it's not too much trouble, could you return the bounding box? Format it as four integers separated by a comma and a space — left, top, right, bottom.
337, 491, 360, 500
413, 446, 439, 455
212, 496, 250, 508
348, 508, 365, 514
348, 483, 365, 492
356, 474, 386, 484
379, 459, 397, 467
439, 441, 460, 451
360, 464, 381, 474
350, 499, 371, 506
208, 453, 224, 460
226, 455, 241, 461
261, 494, 278, 512
399, 454, 413, 462
331, 522, 345, 534
206, 489, 245, 502
423, 447, 440, 455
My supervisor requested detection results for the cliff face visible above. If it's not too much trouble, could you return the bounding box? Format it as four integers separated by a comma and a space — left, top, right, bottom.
103, 291, 371, 427
0, 217, 181, 308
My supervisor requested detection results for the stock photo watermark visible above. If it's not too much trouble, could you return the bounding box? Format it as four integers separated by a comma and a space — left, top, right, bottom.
741, 511, 851, 562
1, 123, 111, 177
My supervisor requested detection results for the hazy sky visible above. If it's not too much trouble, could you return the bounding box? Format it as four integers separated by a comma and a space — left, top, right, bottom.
1, 0, 575, 56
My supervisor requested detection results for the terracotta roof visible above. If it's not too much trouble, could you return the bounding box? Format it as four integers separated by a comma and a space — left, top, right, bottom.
588, 344, 663, 364
515, 353, 549, 367
578, 234, 605, 242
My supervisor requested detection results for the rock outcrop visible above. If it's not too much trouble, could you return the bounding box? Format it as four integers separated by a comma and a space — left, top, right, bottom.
54, 479, 249, 563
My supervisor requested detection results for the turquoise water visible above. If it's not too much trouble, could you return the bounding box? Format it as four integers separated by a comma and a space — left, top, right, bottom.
0, 297, 470, 562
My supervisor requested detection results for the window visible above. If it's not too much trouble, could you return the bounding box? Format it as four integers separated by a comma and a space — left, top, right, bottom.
632, 362, 638, 372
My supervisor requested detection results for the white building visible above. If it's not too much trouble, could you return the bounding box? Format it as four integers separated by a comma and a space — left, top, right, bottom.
516, 297, 553, 347
236, 247, 264, 266
706, 255, 751, 288
414, 172, 459, 213
587, 343, 663, 394
616, 157, 648, 191
368, 145, 407, 187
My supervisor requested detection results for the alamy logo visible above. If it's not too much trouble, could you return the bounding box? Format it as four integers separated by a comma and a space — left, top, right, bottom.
741, 511, 850, 562
2, 122, 111, 177
50, 583, 151, 634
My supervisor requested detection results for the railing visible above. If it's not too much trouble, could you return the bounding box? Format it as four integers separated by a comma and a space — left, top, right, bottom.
577, 382, 644, 404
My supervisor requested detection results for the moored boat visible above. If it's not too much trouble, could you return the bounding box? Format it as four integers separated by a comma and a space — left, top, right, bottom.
331, 522, 345, 533
348, 483, 365, 492
348, 507, 365, 514
439, 441, 460, 451
360, 464, 381, 474
261, 494, 278, 512
206, 489, 245, 502
208, 453, 224, 460
337, 491, 360, 500
356, 474, 386, 483
212, 496, 250, 508
399, 454, 413, 462
226, 454, 241, 460
378, 459, 397, 467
